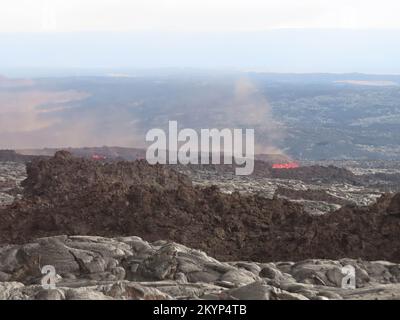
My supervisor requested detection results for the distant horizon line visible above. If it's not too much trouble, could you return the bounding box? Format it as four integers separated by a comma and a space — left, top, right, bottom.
1, 28, 400, 34
2, 69, 400, 77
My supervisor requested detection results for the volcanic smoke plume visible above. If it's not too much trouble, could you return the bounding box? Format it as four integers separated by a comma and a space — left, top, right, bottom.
0, 75, 285, 157
226, 78, 286, 155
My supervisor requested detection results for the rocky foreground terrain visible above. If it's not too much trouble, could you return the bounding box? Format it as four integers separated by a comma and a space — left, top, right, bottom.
3, 235, 400, 300
1, 151, 400, 299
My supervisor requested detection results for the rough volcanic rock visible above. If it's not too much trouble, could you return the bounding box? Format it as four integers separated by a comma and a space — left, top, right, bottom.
274, 186, 354, 206
270, 165, 362, 185
179, 161, 362, 185
1, 236, 400, 300
0, 152, 309, 262
388, 193, 400, 216
22, 150, 191, 199
0, 161, 26, 207
1, 152, 400, 263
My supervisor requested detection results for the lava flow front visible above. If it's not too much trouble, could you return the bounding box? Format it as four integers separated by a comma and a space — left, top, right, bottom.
272, 162, 300, 169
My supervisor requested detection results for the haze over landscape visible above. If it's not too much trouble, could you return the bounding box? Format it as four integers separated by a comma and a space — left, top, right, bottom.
1, 0, 399, 158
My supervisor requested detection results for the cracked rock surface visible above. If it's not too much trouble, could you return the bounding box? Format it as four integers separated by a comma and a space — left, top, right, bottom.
2, 235, 400, 300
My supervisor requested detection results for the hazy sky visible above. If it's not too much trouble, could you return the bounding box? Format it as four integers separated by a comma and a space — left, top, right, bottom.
1, 0, 400, 32
1, 1, 400, 73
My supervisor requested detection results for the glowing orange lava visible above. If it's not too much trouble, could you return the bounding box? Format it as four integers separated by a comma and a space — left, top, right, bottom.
91, 154, 106, 160
272, 162, 299, 169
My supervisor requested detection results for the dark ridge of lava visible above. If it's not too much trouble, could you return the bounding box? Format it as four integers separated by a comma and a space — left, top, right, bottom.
178, 160, 363, 185
0, 150, 400, 262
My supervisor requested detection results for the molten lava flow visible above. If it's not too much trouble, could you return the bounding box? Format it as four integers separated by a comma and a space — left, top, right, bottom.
272, 162, 300, 169
91, 154, 106, 160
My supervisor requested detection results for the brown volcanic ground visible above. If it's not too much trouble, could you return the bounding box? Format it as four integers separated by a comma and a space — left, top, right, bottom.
1, 151, 400, 262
